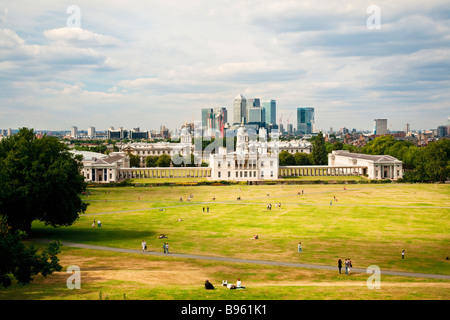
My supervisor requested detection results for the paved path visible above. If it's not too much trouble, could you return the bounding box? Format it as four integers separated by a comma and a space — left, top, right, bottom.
30, 238, 450, 280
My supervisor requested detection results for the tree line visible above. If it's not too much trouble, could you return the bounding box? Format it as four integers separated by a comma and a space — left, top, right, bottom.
279, 132, 449, 183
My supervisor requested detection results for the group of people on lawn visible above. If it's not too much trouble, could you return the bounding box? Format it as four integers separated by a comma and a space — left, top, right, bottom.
204, 278, 245, 290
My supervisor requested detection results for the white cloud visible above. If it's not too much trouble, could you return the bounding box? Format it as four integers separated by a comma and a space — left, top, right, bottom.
0, 1, 449, 131
43, 27, 118, 47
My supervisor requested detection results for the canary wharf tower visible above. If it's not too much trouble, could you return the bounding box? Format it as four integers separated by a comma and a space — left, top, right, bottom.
233, 94, 247, 124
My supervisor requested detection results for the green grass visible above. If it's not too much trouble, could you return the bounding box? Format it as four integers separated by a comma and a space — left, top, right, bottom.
2, 183, 449, 300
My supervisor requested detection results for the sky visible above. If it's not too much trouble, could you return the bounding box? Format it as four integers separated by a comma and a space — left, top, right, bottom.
0, 0, 449, 132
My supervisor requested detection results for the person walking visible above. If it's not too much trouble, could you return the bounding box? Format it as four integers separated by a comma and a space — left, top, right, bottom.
348, 258, 352, 274
142, 240, 147, 252
163, 242, 166, 254
203, 207, 205, 212
298, 242, 302, 253
344, 259, 349, 275
206, 206, 209, 213
338, 259, 342, 274
402, 250, 405, 259
166, 242, 170, 254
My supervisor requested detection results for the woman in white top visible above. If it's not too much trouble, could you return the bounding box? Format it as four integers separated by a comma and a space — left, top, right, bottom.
236, 278, 245, 289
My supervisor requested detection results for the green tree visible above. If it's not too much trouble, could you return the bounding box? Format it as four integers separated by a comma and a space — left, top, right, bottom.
312, 132, 328, 165
332, 141, 344, 151
363, 135, 396, 155
155, 154, 171, 167
293, 152, 312, 165
424, 140, 450, 182
129, 154, 141, 167
0, 128, 87, 233
0, 217, 62, 288
145, 155, 159, 167
279, 151, 295, 166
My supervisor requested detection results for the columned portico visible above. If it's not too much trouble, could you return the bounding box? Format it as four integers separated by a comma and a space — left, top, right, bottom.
118, 167, 212, 180
279, 165, 366, 177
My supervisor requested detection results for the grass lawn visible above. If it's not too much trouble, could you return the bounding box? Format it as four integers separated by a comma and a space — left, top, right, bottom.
2, 183, 449, 300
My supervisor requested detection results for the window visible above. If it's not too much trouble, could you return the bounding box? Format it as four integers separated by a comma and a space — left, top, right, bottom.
228, 171, 231, 177
261, 171, 264, 177
261, 161, 264, 167
218, 172, 221, 178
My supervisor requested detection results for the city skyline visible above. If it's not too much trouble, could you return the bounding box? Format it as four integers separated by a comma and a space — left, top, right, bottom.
1, 1, 449, 132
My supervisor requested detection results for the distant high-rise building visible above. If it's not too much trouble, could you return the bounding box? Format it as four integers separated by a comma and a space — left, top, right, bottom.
214, 107, 227, 137
201, 108, 215, 136
406, 123, 410, 134
373, 119, 387, 135
70, 126, 78, 139
88, 126, 96, 138
262, 100, 276, 126
247, 98, 261, 109
287, 123, 293, 135
107, 127, 128, 140
247, 107, 265, 124
233, 94, 247, 124
297, 107, 315, 134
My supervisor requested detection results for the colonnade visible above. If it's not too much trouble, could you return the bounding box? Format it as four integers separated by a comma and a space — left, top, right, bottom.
278, 166, 366, 177
117, 167, 212, 179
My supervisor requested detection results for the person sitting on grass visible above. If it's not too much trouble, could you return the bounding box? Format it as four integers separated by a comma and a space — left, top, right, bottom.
205, 279, 214, 290
236, 278, 245, 289
227, 283, 236, 289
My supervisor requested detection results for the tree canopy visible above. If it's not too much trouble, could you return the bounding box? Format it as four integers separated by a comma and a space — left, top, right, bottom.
363, 135, 449, 182
0, 128, 88, 233
0, 217, 62, 288
311, 132, 328, 165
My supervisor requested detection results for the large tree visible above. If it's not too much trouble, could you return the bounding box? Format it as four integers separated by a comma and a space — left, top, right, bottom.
279, 151, 295, 166
0, 217, 62, 288
0, 128, 87, 233
155, 154, 172, 167
311, 132, 328, 165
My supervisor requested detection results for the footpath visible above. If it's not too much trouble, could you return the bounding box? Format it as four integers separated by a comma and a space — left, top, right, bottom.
30, 238, 450, 280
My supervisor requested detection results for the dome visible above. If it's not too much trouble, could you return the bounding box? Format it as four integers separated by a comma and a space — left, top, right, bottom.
181, 126, 190, 136
237, 125, 247, 136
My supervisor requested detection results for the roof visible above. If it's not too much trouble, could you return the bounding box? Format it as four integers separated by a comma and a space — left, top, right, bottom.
333, 150, 401, 163
234, 94, 246, 100
69, 150, 107, 161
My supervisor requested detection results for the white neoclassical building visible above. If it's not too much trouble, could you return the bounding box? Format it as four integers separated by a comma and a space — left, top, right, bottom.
209, 125, 279, 180
70, 150, 130, 183
328, 150, 403, 180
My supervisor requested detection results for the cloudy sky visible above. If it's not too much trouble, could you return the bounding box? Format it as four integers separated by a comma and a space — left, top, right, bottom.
0, 1, 449, 132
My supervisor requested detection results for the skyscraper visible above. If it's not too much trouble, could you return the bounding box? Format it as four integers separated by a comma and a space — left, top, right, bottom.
70, 126, 78, 139
88, 126, 96, 138
262, 100, 276, 126
233, 94, 247, 124
373, 119, 387, 135
214, 107, 227, 137
247, 107, 265, 124
297, 107, 315, 134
